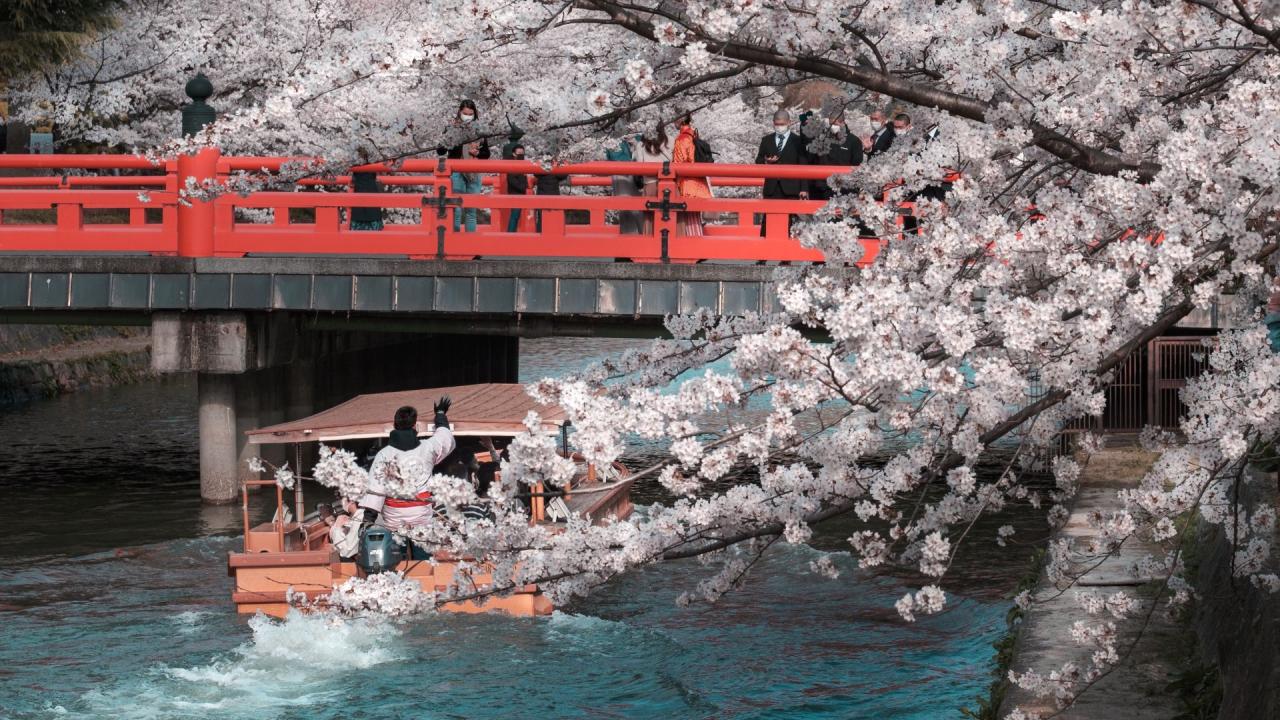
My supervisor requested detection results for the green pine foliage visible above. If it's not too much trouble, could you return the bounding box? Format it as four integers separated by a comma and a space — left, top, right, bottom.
0, 0, 123, 83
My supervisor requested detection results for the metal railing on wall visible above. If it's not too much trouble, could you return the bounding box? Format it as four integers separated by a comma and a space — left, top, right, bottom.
1048, 336, 1212, 438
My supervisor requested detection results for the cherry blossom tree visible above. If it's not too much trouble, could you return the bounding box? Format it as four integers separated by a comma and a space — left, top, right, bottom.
12, 1, 1280, 716
5, 0, 785, 164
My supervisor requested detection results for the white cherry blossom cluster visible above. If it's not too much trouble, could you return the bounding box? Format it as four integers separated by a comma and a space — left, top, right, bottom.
312, 445, 370, 501
895, 585, 946, 622
273, 464, 297, 491
1075, 590, 1139, 620
321, 572, 436, 617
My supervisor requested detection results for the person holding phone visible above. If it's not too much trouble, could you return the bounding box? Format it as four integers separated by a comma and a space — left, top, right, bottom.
755, 109, 809, 237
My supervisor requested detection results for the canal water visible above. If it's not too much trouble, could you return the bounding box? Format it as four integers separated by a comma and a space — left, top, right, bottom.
0, 338, 1044, 719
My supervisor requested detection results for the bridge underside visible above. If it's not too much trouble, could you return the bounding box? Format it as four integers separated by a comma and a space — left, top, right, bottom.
0, 255, 797, 501
0, 256, 787, 338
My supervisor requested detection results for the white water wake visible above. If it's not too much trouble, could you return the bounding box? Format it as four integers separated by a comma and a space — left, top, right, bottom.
77, 610, 401, 719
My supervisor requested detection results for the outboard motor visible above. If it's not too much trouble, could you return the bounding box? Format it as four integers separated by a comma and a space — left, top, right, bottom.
357, 528, 402, 574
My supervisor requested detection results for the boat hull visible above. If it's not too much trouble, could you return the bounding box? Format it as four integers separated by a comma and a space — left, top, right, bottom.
228, 550, 556, 618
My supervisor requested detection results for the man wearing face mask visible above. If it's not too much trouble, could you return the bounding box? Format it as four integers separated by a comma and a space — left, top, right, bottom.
755, 109, 809, 237
892, 113, 913, 136
864, 107, 896, 158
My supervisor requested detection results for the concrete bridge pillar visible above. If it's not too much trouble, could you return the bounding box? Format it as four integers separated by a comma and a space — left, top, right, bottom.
197, 373, 238, 503
153, 312, 253, 503
153, 312, 284, 503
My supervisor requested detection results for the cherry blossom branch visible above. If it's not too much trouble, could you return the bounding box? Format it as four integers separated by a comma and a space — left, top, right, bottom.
581, 0, 1162, 179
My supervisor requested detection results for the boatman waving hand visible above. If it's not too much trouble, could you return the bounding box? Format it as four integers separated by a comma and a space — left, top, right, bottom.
354, 398, 455, 550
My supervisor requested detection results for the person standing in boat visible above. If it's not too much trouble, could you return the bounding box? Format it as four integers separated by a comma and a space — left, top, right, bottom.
354, 398, 454, 557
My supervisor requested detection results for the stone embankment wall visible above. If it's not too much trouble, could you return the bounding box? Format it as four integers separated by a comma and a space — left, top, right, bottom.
0, 325, 154, 405
1192, 472, 1279, 720
1000, 447, 1279, 720
999, 447, 1183, 720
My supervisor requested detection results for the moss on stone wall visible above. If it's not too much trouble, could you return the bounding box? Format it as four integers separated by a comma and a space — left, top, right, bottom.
960, 547, 1046, 720
0, 336, 154, 405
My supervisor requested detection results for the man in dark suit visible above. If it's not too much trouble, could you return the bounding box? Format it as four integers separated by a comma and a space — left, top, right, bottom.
865, 107, 896, 159
756, 109, 809, 237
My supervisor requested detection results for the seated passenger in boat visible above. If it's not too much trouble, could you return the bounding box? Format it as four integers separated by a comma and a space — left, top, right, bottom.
352, 399, 455, 558
461, 481, 495, 521
475, 436, 518, 515
438, 446, 481, 482
320, 497, 361, 560
438, 445, 496, 522
463, 450, 497, 521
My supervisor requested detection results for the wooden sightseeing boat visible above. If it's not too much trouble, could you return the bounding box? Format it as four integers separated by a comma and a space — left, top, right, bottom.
227, 383, 633, 618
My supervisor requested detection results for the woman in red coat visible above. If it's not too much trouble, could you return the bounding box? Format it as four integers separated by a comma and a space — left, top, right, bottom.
672, 114, 711, 236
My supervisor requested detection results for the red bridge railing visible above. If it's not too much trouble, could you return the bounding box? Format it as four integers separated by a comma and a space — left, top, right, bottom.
0, 152, 898, 264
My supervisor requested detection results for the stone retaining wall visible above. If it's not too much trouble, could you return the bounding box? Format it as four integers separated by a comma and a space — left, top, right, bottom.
1192, 473, 1280, 720
0, 326, 154, 405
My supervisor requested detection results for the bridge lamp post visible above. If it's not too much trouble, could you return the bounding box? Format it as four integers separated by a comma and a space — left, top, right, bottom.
176, 73, 219, 258
176, 74, 241, 504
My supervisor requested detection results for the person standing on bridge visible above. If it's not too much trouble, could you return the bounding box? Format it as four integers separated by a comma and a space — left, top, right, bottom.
440, 100, 491, 233
350, 147, 384, 231
505, 143, 530, 232
756, 109, 809, 237
811, 116, 863, 203
863, 106, 896, 159
533, 144, 567, 233
633, 121, 672, 236
672, 113, 711, 236
606, 136, 643, 235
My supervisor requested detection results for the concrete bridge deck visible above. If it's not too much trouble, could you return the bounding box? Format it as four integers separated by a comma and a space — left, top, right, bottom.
0, 255, 791, 336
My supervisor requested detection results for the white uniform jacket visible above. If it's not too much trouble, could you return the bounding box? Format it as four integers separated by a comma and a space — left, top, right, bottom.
359, 428, 455, 531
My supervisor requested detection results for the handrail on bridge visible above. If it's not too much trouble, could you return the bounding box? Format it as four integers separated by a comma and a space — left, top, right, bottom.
0, 151, 914, 264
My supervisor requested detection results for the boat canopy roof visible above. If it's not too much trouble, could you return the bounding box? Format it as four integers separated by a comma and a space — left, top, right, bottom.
245, 383, 567, 445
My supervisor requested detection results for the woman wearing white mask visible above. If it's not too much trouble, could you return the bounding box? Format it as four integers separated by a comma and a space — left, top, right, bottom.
812, 117, 863, 202
438, 99, 491, 232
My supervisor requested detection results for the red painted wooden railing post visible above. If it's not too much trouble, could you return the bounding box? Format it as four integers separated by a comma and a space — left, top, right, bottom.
655, 163, 679, 263
176, 146, 220, 257
495, 172, 509, 233
433, 156, 452, 258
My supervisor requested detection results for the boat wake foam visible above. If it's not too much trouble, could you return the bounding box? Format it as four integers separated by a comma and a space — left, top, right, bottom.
169, 610, 212, 635
79, 610, 401, 718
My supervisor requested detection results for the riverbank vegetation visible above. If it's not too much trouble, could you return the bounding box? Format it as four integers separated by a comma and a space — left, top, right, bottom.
0, 0, 122, 83
960, 547, 1045, 720
0, 326, 152, 405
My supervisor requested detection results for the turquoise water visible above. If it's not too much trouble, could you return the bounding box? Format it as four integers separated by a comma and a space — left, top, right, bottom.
0, 534, 1005, 719
0, 338, 1028, 719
